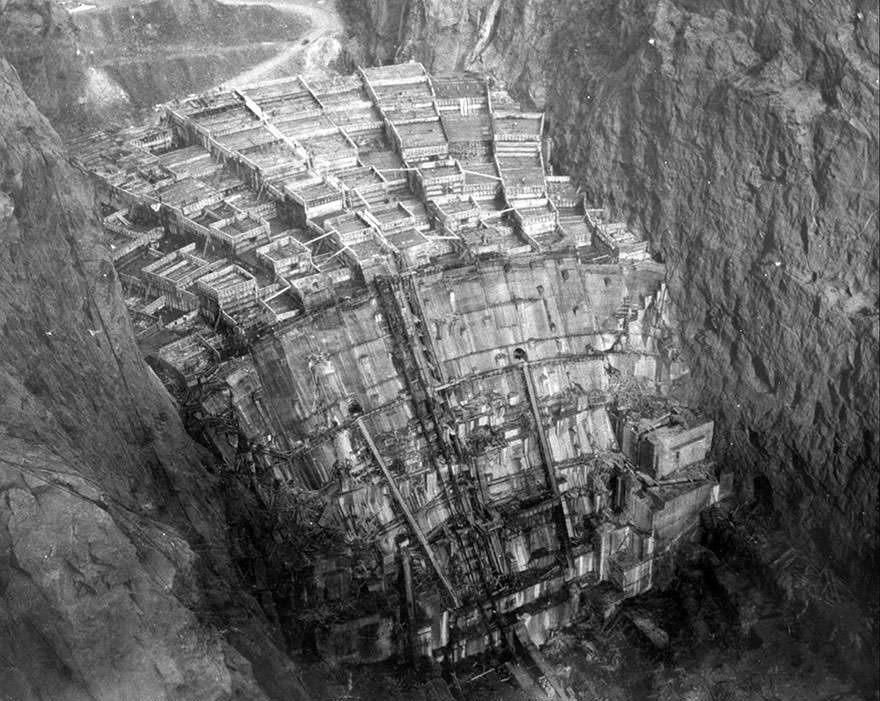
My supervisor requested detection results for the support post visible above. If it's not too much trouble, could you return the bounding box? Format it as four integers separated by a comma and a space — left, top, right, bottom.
355, 417, 460, 607
519, 360, 574, 569
401, 543, 416, 624
399, 538, 417, 660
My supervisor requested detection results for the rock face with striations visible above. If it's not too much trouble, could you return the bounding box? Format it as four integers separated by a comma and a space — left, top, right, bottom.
343, 0, 880, 585
0, 57, 310, 700
0, 0, 89, 125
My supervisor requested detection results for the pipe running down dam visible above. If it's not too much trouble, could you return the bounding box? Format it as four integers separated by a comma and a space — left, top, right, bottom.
70, 62, 727, 688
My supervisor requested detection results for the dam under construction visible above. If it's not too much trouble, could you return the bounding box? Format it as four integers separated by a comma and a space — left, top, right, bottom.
70, 62, 730, 697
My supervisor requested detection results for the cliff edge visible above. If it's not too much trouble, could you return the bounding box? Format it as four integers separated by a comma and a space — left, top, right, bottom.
0, 57, 309, 700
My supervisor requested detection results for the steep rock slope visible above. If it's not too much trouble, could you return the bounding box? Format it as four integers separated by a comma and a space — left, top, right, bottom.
0, 0, 88, 124
1, 0, 310, 132
547, 0, 880, 589
72, 0, 307, 107
0, 58, 310, 700
341, 0, 555, 102
342, 0, 880, 585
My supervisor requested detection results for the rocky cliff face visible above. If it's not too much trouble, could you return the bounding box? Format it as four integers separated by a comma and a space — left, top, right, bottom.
0, 57, 310, 700
72, 0, 306, 108
342, 0, 880, 586
0, 0, 88, 125
1, 0, 309, 132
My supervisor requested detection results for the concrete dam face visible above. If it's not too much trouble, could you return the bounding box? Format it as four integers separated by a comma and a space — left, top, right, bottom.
69, 63, 726, 682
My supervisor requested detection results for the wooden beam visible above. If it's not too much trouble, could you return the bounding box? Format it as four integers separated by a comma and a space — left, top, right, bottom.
519, 361, 574, 568
355, 417, 460, 607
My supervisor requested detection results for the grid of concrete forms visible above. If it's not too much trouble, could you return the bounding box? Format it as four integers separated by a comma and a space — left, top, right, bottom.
71, 63, 655, 337
70, 64, 719, 676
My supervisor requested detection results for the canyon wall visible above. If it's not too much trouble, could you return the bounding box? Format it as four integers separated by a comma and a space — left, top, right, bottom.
98, 46, 278, 109
0, 0, 88, 123
342, 0, 880, 586
72, 0, 300, 50
0, 57, 310, 700
1, 0, 309, 131
72, 0, 305, 108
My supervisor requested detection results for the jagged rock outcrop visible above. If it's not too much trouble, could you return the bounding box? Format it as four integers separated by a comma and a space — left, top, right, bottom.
343, 0, 880, 587
0, 0, 88, 124
0, 58, 310, 700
